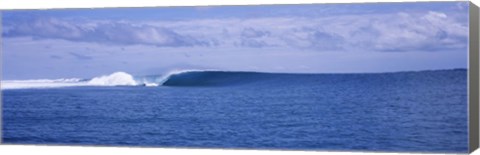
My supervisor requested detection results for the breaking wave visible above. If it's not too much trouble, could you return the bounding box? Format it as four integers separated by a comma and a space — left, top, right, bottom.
1, 70, 212, 89
1, 69, 467, 89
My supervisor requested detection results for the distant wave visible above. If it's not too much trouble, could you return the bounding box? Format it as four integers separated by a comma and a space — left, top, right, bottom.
1, 69, 467, 89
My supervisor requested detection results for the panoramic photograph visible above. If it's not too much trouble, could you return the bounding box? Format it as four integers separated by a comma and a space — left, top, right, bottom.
1, 1, 470, 153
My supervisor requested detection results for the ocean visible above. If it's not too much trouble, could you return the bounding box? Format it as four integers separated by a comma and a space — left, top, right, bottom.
1, 69, 468, 153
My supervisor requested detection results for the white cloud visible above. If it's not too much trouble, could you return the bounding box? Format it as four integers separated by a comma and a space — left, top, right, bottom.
4, 10, 468, 52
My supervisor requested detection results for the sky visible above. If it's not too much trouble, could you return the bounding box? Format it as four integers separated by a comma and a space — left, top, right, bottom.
1, 2, 470, 79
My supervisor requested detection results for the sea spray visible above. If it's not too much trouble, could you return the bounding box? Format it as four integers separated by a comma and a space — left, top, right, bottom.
88, 72, 137, 86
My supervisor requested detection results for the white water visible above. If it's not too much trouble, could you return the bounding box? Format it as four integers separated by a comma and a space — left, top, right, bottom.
87, 72, 137, 86
2, 72, 138, 90
1, 70, 213, 90
1, 78, 89, 89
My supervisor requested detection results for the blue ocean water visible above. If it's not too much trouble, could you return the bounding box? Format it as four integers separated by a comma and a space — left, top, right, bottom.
2, 69, 468, 153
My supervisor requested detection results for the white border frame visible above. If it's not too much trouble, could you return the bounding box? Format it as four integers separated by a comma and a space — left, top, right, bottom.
0, 0, 479, 155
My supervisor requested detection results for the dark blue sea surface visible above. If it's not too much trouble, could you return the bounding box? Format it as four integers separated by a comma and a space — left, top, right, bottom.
2, 69, 468, 153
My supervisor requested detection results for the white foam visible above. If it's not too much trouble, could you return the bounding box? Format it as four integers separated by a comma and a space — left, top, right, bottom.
143, 82, 159, 87
2, 72, 138, 90
4, 78, 82, 83
87, 72, 137, 86
1, 80, 89, 89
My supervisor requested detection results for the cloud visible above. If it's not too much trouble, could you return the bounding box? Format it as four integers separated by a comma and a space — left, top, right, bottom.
241, 28, 270, 38
237, 27, 272, 48
239, 39, 269, 48
49, 55, 63, 59
4, 18, 209, 47
69, 52, 92, 60
366, 11, 468, 51
3, 10, 468, 52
